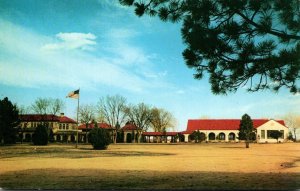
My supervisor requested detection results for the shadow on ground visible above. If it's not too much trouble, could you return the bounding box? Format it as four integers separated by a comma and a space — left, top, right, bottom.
0, 169, 299, 190
0, 147, 174, 159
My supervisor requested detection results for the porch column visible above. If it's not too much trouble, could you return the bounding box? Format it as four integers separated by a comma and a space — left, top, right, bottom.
184, 134, 189, 142
225, 132, 229, 142
124, 132, 127, 143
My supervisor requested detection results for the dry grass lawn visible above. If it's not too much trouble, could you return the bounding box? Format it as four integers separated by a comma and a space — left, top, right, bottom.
0, 142, 299, 190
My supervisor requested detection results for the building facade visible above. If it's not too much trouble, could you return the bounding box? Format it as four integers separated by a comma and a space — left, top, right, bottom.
18, 115, 288, 144
181, 119, 288, 143
19, 113, 78, 142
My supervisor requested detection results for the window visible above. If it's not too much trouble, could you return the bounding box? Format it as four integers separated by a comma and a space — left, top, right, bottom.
280, 130, 284, 139
63, 124, 65, 129
228, 133, 235, 140
59, 124, 62, 129
66, 124, 69, 130
267, 130, 284, 139
219, 133, 225, 140
261, 130, 265, 139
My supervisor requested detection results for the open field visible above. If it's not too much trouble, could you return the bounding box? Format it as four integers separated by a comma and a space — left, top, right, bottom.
0, 143, 299, 190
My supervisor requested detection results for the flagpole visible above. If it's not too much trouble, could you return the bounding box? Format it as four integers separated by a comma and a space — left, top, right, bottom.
76, 88, 80, 149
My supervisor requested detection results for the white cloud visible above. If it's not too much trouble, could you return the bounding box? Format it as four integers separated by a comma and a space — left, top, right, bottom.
0, 19, 174, 94
0, 19, 157, 92
108, 28, 139, 40
42, 32, 97, 51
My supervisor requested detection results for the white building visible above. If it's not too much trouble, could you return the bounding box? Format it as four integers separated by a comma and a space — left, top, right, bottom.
181, 119, 288, 143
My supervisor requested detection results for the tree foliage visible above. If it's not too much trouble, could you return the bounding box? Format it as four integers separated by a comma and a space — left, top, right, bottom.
0, 97, 19, 144
120, 0, 300, 94
239, 113, 255, 148
269, 130, 283, 143
191, 130, 205, 143
150, 107, 175, 132
32, 124, 48, 145
88, 126, 111, 150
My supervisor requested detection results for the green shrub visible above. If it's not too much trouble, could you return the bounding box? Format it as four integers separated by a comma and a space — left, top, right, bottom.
88, 127, 111, 150
32, 124, 48, 145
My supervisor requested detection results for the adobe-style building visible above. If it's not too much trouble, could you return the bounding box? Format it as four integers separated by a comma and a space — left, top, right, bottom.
18, 113, 289, 144
122, 121, 141, 143
181, 119, 288, 143
19, 113, 78, 142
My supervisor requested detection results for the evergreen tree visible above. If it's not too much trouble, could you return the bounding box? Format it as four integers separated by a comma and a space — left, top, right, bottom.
269, 130, 283, 143
32, 124, 48, 145
48, 128, 54, 143
88, 126, 111, 150
120, 0, 300, 94
239, 114, 255, 148
192, 130, 201, 143
0, 97, 19, 144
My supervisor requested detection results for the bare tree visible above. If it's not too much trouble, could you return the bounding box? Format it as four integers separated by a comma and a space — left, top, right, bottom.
31, 98, 65, 115
31, 98, 50, 114
49, 98, 65, 116
151, 107, 175, 132
124, 103, 152, 143
17, 105, 31, 115
78, 104, 95, 128
283, 112, 300, 141
97, 95, 127, 144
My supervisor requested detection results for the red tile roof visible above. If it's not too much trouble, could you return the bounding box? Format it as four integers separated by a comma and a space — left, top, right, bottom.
78, 122, 113, 129
186, 119, 286, 132
19, 114, 59, 122
59, 116, 76, 124
122, 123, 142, 131
19, 114, 77, 124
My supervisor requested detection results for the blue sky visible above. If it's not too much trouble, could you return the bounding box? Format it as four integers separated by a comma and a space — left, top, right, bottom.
1, 0, 299, 131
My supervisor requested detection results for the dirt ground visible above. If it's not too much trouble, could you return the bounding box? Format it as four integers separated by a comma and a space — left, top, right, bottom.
0, 142, 299, 190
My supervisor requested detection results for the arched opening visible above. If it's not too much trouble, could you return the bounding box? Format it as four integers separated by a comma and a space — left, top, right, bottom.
117, 131, 124, 143
208, 133, 215, 141
56, 135, 61, 142
219, 133, 225, 140
178, 134, 185, 142
126, 133, 132, 143
63, 134, 68, 142
71, 135, 75, 142
188, 134, 195, 142
229, 133, 235, 141
25, 134, 32, 142
200, 133, 206, 142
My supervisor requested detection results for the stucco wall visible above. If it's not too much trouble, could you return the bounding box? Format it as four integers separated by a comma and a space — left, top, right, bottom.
256, 120, 288, 143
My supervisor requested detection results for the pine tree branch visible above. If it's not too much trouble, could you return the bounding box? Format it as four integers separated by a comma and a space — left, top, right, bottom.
236, 11, 300, 40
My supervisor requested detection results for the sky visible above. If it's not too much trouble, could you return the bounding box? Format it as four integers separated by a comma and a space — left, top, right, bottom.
1, 0, 300, 132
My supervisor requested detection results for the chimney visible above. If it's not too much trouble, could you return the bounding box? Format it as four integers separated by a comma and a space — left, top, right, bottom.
60, 113, 64, 117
